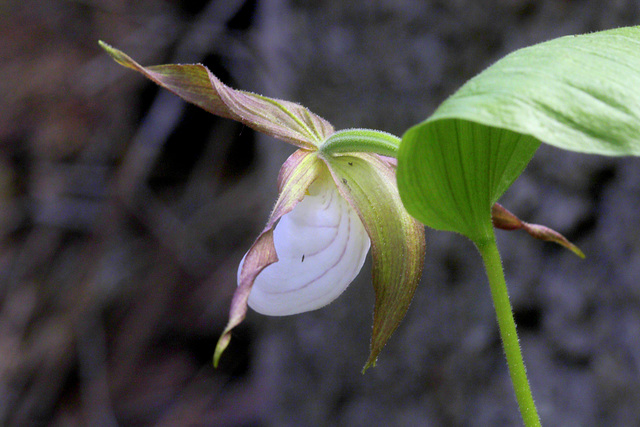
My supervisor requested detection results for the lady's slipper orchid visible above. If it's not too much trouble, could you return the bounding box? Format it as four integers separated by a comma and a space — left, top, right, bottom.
99, 42, 582, 371
100, 42, 426, 370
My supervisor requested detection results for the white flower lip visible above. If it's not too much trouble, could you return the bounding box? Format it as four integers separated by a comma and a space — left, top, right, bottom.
241, 178, 371, 316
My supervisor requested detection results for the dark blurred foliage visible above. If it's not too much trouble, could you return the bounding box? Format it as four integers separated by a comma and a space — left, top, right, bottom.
2, 0, 640, 426
1, 1, 273, 425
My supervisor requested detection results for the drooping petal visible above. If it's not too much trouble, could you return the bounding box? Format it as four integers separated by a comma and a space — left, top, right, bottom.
214, 149, 323, 366
245, 177, 371, 316
325, 153, 426, 370
99, 42, 334, 149
492, 203, 585, 258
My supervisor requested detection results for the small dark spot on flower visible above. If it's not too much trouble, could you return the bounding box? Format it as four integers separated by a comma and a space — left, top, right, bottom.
301, 254, 305, 262
342, 178, 348, 184
348, 162, 353, 166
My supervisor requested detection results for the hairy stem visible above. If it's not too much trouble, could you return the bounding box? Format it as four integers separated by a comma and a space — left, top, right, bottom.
319, 128, 400, 158
475, 234, 541, 427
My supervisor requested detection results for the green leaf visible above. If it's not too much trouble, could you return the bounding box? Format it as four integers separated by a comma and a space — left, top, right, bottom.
425, 26, 640, 156
399, 120, 539, 242
397, 26, 640, 243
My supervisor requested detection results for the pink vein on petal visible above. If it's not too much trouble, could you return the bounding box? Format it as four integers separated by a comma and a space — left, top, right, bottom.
260, 190, 359, 296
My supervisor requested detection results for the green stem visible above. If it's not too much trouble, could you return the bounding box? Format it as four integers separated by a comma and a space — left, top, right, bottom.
475, 235, 541, 427
319, 128, 400, 158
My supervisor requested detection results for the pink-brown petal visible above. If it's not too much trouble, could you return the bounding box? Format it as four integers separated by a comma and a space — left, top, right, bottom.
100, 42, 334, 150
214, 149, 323, 366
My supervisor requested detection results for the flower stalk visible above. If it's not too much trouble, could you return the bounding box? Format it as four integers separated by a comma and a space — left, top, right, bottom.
476, 233, 541, 427
319, 128, 401, 158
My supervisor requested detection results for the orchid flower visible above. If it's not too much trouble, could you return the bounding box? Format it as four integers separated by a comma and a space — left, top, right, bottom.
100, 42, 582, 370
99, 42, 426, 370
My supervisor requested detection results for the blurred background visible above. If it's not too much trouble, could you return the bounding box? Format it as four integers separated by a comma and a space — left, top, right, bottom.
2, 0, 640, 425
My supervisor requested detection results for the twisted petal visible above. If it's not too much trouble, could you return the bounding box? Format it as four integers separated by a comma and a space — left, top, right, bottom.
245, 177, 371, 315
326, 153, 426, 370
214, 150, 323, 366
99, 42, 334, 149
